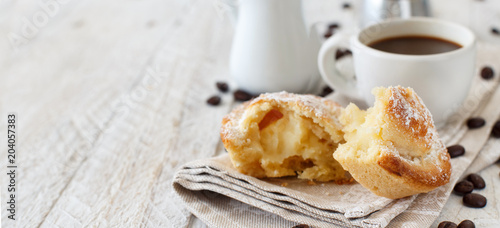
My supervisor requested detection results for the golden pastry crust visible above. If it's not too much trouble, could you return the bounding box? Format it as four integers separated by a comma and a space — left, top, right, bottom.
220, 92, 351, 182
334, 86, 451, 199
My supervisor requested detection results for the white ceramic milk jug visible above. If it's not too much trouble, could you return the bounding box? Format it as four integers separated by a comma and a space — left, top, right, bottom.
229, 0, 321, 94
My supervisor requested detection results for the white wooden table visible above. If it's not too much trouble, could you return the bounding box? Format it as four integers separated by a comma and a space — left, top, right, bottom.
2, 0, 500, 227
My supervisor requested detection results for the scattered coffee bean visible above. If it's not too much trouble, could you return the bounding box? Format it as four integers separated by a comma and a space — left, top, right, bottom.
447, 145, 465, 158
319, 86, 334, 97
335, 48, 352, 60
324, 23, 340, 38
233, 89, 254, 101
328, 23, 340, 30
453, 180, 474, 195
216, 82, 229, 93
292, 225, 310, 228
466, 117, 485, 129
480, 66, 494, 80
457, 220, 475, 228
438, 221, 457, 228
463, 193, 487, 208
323, 86, 333, 94
335, 49, 344, 59
342, 2, 351, 9
492, 27, 500, 35
206, 95, 221, 106
466, 173, 485, 189
324, 30, 333, 39
491, 120, 500, 138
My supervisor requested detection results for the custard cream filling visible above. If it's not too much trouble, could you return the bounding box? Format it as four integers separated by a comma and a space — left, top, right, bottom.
249, 106, 343, 181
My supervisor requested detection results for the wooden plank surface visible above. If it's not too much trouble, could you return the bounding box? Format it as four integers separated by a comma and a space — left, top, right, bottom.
1, 0, 500, 227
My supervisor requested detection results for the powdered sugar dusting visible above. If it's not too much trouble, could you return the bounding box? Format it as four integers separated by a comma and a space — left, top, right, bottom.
247, 92, 343, 131
255, 91, 336, 119
386, 86, 439, 148
381, 86, 450, 185
221, 91, 343, 147
388, 87, 427, 128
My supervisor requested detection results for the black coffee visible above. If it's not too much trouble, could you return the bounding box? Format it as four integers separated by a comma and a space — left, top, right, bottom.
368, 36, 462, 55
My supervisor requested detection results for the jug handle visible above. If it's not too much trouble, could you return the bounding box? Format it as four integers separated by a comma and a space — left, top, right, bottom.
218, 0, 238, 26
308, 22, 322, 45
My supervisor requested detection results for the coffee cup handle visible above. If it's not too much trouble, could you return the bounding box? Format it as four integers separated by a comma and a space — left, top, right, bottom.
318, 34, 362, 100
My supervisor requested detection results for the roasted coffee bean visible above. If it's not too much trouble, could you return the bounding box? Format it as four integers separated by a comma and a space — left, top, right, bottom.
438, 221, 457, 228
492, 27, 500, 35
463, 193, 487, 208
324, 31, 333, 38
466, 117, 485, 129
292, 225, 310, 228
206, 95, 221, 106
335, 49, 345, 59
335, 49, 352, 60
466, 173, 485, 189
447, 145, 465, 158
328, 23, 340, 30
480, 66, 494, 80
342, 2, 351, 9
319, 86, 334, 97
457, 220, 475, 228
453, 180, 474, 195
233, 89, 254, 101
491, 120, 500, 138
216, 82, 229, 93
323, 86, 333, 94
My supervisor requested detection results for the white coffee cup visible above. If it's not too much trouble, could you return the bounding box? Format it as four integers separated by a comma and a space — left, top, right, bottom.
318, 18, 476, 126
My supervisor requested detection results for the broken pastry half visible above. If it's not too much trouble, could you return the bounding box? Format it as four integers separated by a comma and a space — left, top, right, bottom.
220, 92, 351, 182
334, 86, 451, 199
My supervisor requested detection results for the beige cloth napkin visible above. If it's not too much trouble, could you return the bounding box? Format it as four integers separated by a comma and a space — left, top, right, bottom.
173, 43, 500, 228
